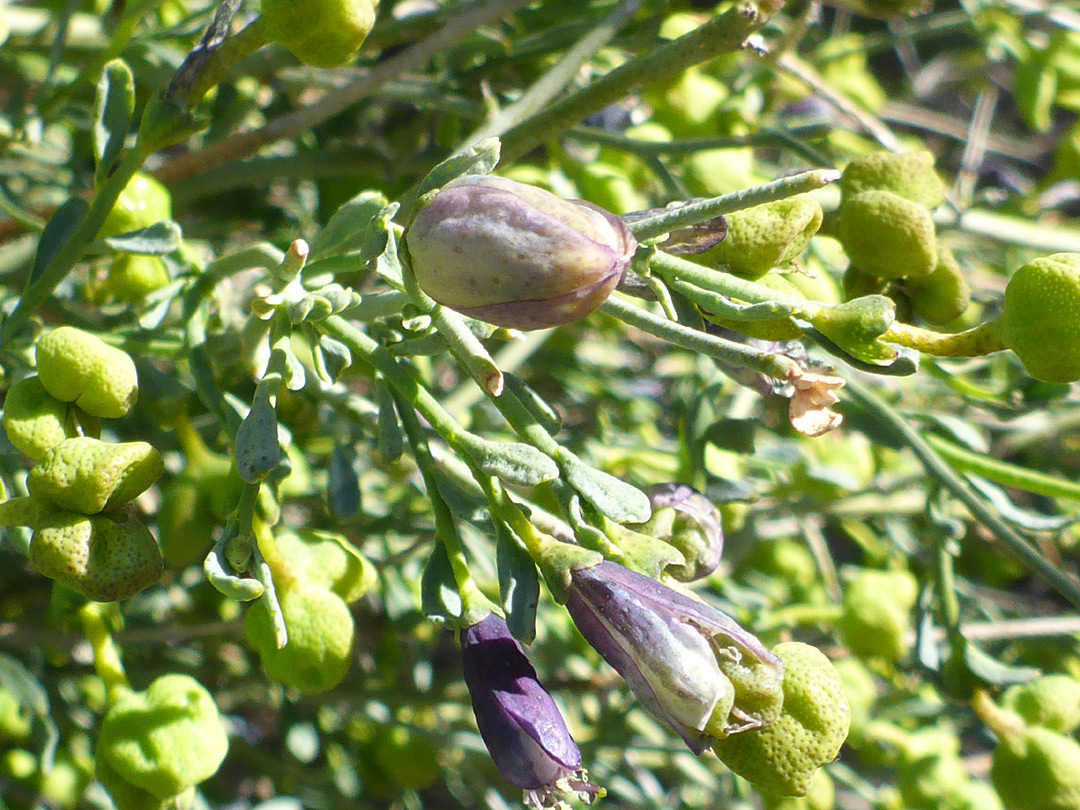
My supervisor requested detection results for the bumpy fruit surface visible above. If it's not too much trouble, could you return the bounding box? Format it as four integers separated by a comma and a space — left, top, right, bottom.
35, 327, 138, 419
1002, 674, 1080, 735
836, 190, 937, 279
906, 248, 971, 325
698, 196, 823, 280
2, 376, 74, 460
98, 172, 172, 238
29, 509, 164, 601
27, 438, 163, 515
999, 253, 1080, 383
261, 0, 378, 68
244, 582, 355, 694
104, 255, 170, 303
712, 642, 851, 797
840, 150, 946, 208
406, 175, 636, 330
837, 568, 918, 662
273, 529, 376, 603
990, 725, 1080, 810
96, 674, 229, 800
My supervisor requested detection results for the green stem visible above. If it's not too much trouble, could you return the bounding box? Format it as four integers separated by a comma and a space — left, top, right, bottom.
498, 0, 785, 165
880, 318, 1006, 358
630, 169, 840, 242
571, 124, 831, 163
187, 17, 270, 106
600, 294, 800, 380
971, 689, 1025, 740
844, 375, 1080, 610
649, 249, 802, 306
925, 433, 1080, 502
78, 603, 131, 703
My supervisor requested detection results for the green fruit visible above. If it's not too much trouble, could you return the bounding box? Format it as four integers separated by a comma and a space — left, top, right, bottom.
373, 725, 441, 790
836, 190, 938, 279
990, 725, 1080, 810
949, 779, 1005, 810
713, 642, 851, 797
27, 438, 163, 515
244, 582, 355, 694
0, 688, 32, 743
833, 657, 877, 739
842, 265, 888, 300
645, 67, 727, 137
157, 478, 216, 569
261, 0, 379, 68
103, 255, 170, 303
2, 376, 74, 460
96, 674, 229, 800
837, 568, 918, 662
906, 248, 971, 325
1001, 674, 1080, 735
35, 327, 139, 419
98, 173, 172, 239
29, 509, 164, 601
698, 196, 823, 280
574, 162, 649, 216
683, 147, 759, 197
273, 529, 377, 604
897, 749, 967, 808
840, 150, 947, 208
999, 253, 1080, 383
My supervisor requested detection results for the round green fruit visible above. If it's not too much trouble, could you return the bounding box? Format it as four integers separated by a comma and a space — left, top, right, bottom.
999, 253, 1080, 383
261, 0, 378, 68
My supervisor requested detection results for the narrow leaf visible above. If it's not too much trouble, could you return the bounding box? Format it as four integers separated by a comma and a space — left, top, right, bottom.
93, 59, 135, 183
103, 220, 182, 254
31, 198, 89, 283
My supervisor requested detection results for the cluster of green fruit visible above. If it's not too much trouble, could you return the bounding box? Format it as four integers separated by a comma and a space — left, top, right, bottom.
1, 327, 164, 601
97, 173, 173, 304
243, 526, 376, 695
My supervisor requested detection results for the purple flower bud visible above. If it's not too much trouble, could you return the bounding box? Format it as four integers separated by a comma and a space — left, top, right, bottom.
644, 484, 724, 582
405, 176, 636, 330
461, 613, 599, 806
566, 561, 784, 754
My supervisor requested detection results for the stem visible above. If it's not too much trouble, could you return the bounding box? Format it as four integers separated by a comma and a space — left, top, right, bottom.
924, 433, 1080, 502
629, 170, 840, 242
843, 375, 1080, 610
880, 318, 1006, 358
601, 294, 799, 380
649, 249, 802, 306
570, 124, 832, 165
165, 0, 245, 103
971, 689, 1025, 740
78, 603, 131, 703
186, 17, 270, 106
498, 0, 786, 164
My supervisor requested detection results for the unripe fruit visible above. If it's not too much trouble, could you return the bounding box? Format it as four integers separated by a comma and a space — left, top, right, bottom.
244, 582, 355, 694
837, 568, 918, 662
897, 749, 967, 808
698, 196, 823, 280
27, 438, 163, 515
273, 529, 377, 603
832, 657, 876, 739
573, 162, 649, 216
836, 190, 937, 279
999, 253, 1080, 383
261, 0, 378, 68
1001, 674, 1080, 735
96, 674, 229, 800
840, 150, 946, 208
906, 248, 971, 325
712, 642, 851, 797
406, 175, 636, 330
103, 254, 170, 303
990, 725, 1080, 810
35, 327, 138, 419
2, 375, 77, 460
645, 68, 727, 138
29, 508, 164, 601
98, 172, 172, 239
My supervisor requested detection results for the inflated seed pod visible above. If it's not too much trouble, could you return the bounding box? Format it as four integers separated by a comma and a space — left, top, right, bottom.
2, 376, 80, 460
697, 196, 823, 280
839, 150, 946, 208
35, 327, 138, 419
261, 0, 378, 68
836, 190, 937, 279
999, 253, 1080, 383
405, 175, 636, 330
27, 438, 163, 515
906, 247, 971, 325
836, 568, 918, 662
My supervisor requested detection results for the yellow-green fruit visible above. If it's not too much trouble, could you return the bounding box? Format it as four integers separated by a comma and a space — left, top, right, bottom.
273, 529, 377, 604
999, 253, 1080, 383
645, 67, 727, 137
699, 196, 823, 280
574, 163, 649, 216
950, 779, 1005, 810
29, 509, 164, 601
96, 674, 229, 800
991, 725, 1080, 810
104, 255, 170, 303
906, 248, 971, 325
244, 583, 355, 694
834, 657, 876, 742
762, 770, 835, 810
840, 150, 946, 208
261, 0, 379, 68
373, 725, 441, 790
713, 642, 851, 797
2, 375, 73, 460
27, 438, 163, 515
98, 173, 172, 239
1001, 674, 1080, 735
683, 148, 759, 197
836, 190, 937, 279
817, 35, 887, 112
897, 749, 968, 808
842, 265, 888, 300
35, 327, 138, 419
95, 758, 163, 810
837, 568, 918, 662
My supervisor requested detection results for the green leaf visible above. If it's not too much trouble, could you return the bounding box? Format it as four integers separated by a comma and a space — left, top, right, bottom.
963, 639, 1041, 686
235, 392, 282, 483
564, 455, 651, 523
310, 191, 390, 259
31, 197, 89, 283
496, 522, 539, 644
327, 444, 362, 520
203, 546, 266, 601
503, 373, 562, 435
314, 333, 352, 383
416, 137, 501, 198
375, 376, 403, 463
471, 437, 559, 487
0, 653, 49, 717
93, 59, 135, 184
421, 541, 463, 624
102, 220, 182, 254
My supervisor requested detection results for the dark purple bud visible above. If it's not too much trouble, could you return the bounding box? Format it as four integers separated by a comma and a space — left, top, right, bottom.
461, 613, 599, 807
405, 176, 636, 330
643, 484, 724, 582
566, 561, 784, 754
